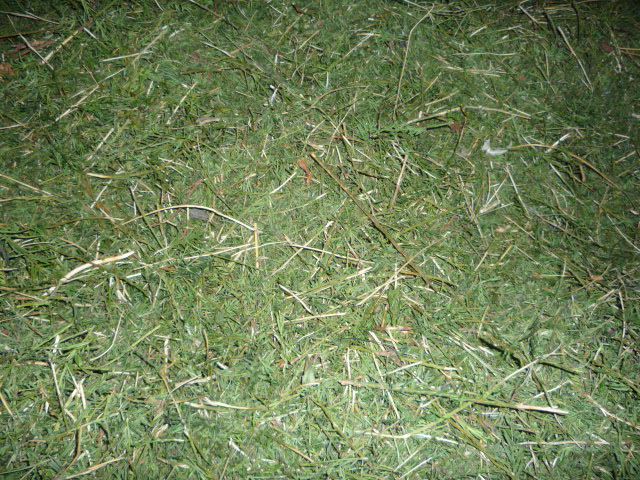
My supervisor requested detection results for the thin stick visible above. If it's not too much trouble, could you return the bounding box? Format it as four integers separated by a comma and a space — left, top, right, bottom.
55, 85, 100, 122
20, 37, 48, 67
52, 428, 82, 480
253, 222, 260, 268
582, 392, 640, 431
42, 18, 93, 64
0, 10, 57, 24
286, 242, 369, 263
186, 0, 225, 20
309, 153, 453, 288
167, 81, 198, 125
11, 21, 53, 70
87, 126, 115, 163
0, 390, 14, 418
132, 27, 167, 65
557, 26, 592, 90
90, 315, 123, 362
272, 235, 316, 276
122, 204, 256, 232
279, 284, 314, 314
519, 440, 609, 446
394, 7, 433, 116
0, 172, 52, 195
339, 380, 568, 415
46, 251, 136, 295
390, 150, 408, 209
520, 143, 618, 187
61, 457, 126, 479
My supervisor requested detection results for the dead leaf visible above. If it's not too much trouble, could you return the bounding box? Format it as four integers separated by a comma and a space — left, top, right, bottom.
0, 63, 15, 76
297, 158, 312, 185
32, 39, 55, 49
8, 39, 55, 56
197, 116, 220, 126
376, 350, 399, 358
449, 122, 464, 136
600, 42, 613, 54
373, 325, 413, 334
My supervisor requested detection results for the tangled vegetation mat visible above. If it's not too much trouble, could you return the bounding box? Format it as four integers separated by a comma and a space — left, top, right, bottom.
1, 0, 639, 478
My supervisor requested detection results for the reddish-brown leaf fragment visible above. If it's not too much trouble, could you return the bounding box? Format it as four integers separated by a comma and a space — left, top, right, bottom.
297, 158, 313, 185
600, 42, 613, 53
0, 63, 15, 76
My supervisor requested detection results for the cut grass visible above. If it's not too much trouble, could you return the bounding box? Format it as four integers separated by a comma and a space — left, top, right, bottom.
1, 0, 639, 478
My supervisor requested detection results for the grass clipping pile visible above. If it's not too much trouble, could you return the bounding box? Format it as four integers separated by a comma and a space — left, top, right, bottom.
1, 0, 638, 478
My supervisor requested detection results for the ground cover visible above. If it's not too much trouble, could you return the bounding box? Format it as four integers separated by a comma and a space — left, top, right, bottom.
1, 0, 639, 478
